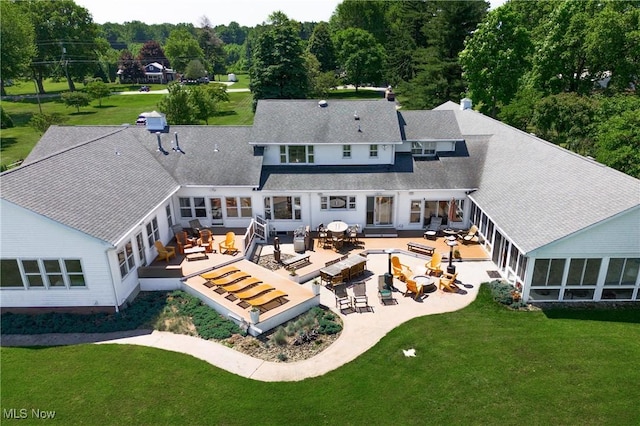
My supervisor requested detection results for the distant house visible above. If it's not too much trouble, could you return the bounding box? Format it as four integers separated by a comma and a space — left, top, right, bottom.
1, 99, 638, 313
117, 62, 176, 84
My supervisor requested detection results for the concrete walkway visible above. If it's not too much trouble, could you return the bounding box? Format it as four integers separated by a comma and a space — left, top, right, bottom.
1, 255, 497, 382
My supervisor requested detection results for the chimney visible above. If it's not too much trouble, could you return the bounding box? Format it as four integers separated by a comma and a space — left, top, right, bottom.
460, 98, 472, 110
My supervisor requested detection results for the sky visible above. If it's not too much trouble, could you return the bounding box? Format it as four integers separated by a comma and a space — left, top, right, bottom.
75, 0, 507, 27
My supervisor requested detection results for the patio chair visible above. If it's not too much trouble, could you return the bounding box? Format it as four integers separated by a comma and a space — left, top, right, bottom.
424, 216, 443, 237
391, 256, 412, 282
198, 229, 214, 253
351, 281, 369, 312
425, 252, 443, 276
219, 232, 239, 255
154, 240, 176, 263
378, 278, 395, 304
404, 279, 424, 300
200, 265, 240, 280
334, 284, 352, 311
317, 224, 327, 248
233, 283, 274, 300
210, 271, 250, 287
246, 289, 288, 312
175, 231, 195, 254
438, 272, 459, 293
218, 277, 262, 295
458, 225, 479, 244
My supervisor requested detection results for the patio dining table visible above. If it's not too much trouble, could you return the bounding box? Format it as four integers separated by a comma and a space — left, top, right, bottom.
327, 221, 349, 234
320, 255, 367, 284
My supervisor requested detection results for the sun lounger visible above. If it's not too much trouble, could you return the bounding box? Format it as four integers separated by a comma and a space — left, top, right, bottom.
200, 266, 240, 280
210, 271, 250, 286
245, 290, 288, 311
217, 277, 262, 294
233, 284, 275, 300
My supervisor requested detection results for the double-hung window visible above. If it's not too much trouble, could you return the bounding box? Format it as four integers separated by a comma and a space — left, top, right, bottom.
146, 217, 159, 247
225, 197, 253, 218
118, 241, 136, 279
411, 141, 436, 156
280, 145, 314, 164
179, 197, 206, 218
369, 144, 378, 158
343, 145, 351, 158
0, 259, 87, 289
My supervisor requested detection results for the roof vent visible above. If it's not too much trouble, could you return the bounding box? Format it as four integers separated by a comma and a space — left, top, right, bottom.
460, 98, 472, 110
318, 100, 328, 107
354, 111, 360, 120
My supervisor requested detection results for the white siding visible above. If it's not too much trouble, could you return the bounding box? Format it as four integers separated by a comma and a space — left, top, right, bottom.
530, 208, 640, 258
0, 200, 118, 309
262, 144, 395, 166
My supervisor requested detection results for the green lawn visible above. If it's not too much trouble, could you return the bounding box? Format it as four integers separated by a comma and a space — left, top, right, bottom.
2, 287, 639, 425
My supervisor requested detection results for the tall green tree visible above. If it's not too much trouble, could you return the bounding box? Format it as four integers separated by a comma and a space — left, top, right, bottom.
61, 91, 91, 113
306, 22, 336, 73
164, 29, 204, 73
157, 81, 197, 124
459, 4, 533, 116
249, 13, 308, 109
118, 50, 145, 83
85, 80, 111, 107
0, 1, 36, 96
197, 17, 226, 78
189, 85, 217, 124
330, 0, 389, 45
333, 28, 385, 91
184, 60, 207, 80
22, 0, 102, 93
596, 98, 640, 178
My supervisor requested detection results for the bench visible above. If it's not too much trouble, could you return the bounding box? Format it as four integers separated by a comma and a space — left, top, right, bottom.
407, 241, 435, 256
281, 253, 311, 269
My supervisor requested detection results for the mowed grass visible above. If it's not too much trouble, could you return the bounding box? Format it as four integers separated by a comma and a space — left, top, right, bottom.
2, 287, 639, 425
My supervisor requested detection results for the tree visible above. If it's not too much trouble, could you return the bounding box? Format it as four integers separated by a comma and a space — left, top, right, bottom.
197, 17, 226, 78
330, 0, 389, 45
137, 40, 169, 67
596, 104, 640, 178
459, 4, 533, 116
184, 60, 207, 80
307, 22, 336, 73
164, 29, 204, 73
28, 112, 68, 134
61, 91, 91, 113
0, 1, 36, 96
21, 0, 103, 93
85, 80, 111, 107
1, 107, 15, 129
333, 28, 385, 91
249, 13, 308, 109
189, 85, 217, 124
157, 82, 197, 124
118, 50, 145, 83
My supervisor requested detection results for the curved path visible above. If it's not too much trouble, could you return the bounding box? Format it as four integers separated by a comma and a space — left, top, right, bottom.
1, 258, 496, 382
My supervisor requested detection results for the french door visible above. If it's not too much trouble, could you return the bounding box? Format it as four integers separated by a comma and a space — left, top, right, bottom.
366, 196, 394, 226
209, 197, 224, 225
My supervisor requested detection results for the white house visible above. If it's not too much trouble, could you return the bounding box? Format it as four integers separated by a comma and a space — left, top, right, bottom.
1, 99, 638, 312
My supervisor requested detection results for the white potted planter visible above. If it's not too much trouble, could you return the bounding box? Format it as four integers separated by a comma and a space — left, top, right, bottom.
311, 279, 321, 296
249, 308, 260, 324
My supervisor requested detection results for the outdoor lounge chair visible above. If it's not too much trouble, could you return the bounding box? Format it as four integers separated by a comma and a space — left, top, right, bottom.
198, 229, 214, 253
245, 290, 288, 312
154, 241, 176, 263
217, 277, 262, 294
351, 281, 369, 312
378, 279, 395, 304
200, 265, 240, 280
458, 225, 478, 244
424, 216, 443, 238
219, 232, 239, 255
404, 279, 424, 300
175, 231, 195, 254
233, 283, 274, 300
333, 284, 352, 311
209, 271, 250, 286
439, 272, 459, 293
391, 256, 412, 282
425, 252, 443, 276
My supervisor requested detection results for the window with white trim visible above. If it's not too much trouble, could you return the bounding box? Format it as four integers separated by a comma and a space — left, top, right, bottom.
343, 145, 351, 158
411, 141, 436, 156
165, 204, 173, 227
369, 144, 378, 158
179, 197, 206, 218
146, 217, 159, 247
409, 200, 421, 223
605, 258, 640, 286
531, 259, 566, 286
118, 241, 136, 279
226, 197, 253, 218
0, 259, 86, 289
264, 196, 301, 220
320, 196, 356, 210
567, 258, 601, 286
280, 145, 314, 164
135, 232, 146, 266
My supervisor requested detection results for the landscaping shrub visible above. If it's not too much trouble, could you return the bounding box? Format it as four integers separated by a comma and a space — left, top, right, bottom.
487, 280, 527, 309
271, 327, 287, 346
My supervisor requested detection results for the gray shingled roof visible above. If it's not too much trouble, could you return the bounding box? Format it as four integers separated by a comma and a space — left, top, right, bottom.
259, 144, 485, 191
398, 110, 463, 141
1, 125, 260, 245
438, 102, 640, 254
250, 99, 402, 145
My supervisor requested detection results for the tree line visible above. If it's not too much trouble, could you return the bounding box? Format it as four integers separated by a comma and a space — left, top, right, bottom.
1, 0, 638, 177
